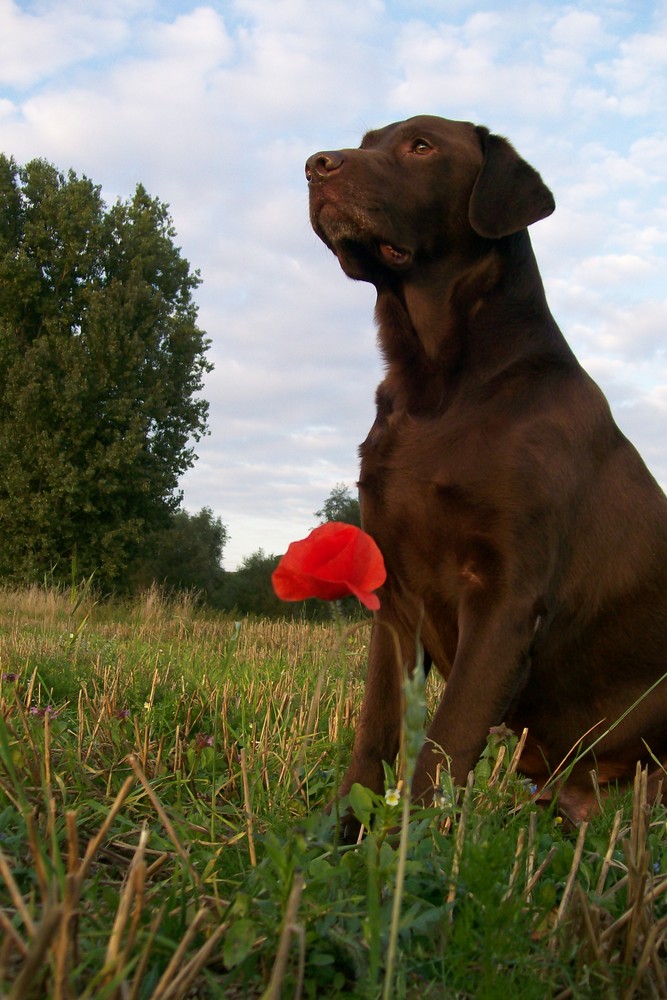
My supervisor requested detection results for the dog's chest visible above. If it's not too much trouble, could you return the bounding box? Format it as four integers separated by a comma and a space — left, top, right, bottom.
358, 406, 506, 568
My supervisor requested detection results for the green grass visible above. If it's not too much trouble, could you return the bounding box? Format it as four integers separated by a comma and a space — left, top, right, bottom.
0, 583, 666, 998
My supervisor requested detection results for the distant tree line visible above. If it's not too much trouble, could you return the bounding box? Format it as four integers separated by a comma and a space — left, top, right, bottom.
140, 484, 363, 619
221, 484, 363, 618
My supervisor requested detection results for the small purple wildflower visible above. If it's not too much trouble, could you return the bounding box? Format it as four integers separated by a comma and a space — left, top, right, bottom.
521, 779, 539, 796
1, 672, 18, 683
194, 733, 214, 750
113, 708, 131, 720
29, 704, 58, 719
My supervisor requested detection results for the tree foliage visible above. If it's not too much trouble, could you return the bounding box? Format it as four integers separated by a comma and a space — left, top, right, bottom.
0, 155, 212, 588
315, 483, 361, 527
131, 507, 227, 602
222, 550, 284, 617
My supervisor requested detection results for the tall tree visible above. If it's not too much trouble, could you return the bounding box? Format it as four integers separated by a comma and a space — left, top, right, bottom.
0, 156, 212, 588
315, 483, 361, 527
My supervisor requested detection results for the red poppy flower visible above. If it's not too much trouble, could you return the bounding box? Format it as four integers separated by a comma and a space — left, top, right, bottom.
272, 521, 386, 610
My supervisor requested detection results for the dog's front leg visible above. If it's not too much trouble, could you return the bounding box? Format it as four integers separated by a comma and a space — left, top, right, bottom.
337, 614, 415, 800
412, 601, 536, 802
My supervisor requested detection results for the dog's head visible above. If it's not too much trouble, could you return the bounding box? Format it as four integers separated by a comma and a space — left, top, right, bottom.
305, 115, 555, 283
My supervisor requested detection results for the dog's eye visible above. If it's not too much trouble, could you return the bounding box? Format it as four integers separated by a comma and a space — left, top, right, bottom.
411, 138, 432, 154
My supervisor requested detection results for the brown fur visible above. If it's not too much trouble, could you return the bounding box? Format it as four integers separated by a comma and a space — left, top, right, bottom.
305, 115, 667, 833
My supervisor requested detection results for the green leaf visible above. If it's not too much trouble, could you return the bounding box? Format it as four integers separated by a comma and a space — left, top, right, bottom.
223, 919, 256, 969
309, 952, 335, 966
348, 783, 375, 829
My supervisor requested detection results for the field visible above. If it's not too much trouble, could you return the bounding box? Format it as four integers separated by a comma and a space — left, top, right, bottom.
1, 584, 666, 999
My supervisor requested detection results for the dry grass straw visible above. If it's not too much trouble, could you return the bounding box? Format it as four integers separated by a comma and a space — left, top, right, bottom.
0, 583, 91, 626
0, 767, 231, 1000
260, 871, 305, 1000
552, 764, 667, 999
1, 775, 134, 999
239, 746, 257, 867
446, 770, 475, 918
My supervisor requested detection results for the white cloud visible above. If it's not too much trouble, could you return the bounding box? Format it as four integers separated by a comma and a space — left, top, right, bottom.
601, 23, 667, 115
0, 1, 130, 89
149, 5, 233, 62
574, 253, 655, 288
389, 9, 579, 121
549, 10, 606, 49
597, 299, 667, 356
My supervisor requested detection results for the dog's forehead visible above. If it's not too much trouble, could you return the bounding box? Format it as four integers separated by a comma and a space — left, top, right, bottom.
360, 115, 473, 149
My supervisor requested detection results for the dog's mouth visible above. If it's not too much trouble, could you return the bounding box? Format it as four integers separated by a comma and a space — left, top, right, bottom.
329, 237, 413, 280
312, 200, 413, 271
377, 242, 411, 267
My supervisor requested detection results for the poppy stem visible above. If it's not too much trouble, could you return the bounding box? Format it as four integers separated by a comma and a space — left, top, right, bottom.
384, 642, 427, 998
331, 601, 348, 845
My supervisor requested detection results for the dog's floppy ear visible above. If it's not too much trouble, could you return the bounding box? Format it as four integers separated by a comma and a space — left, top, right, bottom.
469, 126, 555, 239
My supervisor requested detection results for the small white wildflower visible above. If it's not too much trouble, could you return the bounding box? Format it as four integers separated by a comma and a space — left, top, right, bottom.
433, 786, 453, 809
385, 787, 401, 807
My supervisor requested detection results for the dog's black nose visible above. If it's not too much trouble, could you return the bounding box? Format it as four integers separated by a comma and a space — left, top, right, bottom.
305, 150, 344, 181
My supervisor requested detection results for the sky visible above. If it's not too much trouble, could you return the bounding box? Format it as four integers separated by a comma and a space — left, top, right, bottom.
1, 0, 666, 568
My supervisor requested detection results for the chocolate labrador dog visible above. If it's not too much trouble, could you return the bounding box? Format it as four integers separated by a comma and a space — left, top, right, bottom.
305, 115, 667, 826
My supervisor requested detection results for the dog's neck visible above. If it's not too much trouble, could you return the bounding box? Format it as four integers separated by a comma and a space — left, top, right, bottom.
396, 253, 501, 361
374, 230, 571, 405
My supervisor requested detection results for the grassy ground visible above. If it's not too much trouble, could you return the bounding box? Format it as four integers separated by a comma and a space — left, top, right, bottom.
0, 584, 666, 999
